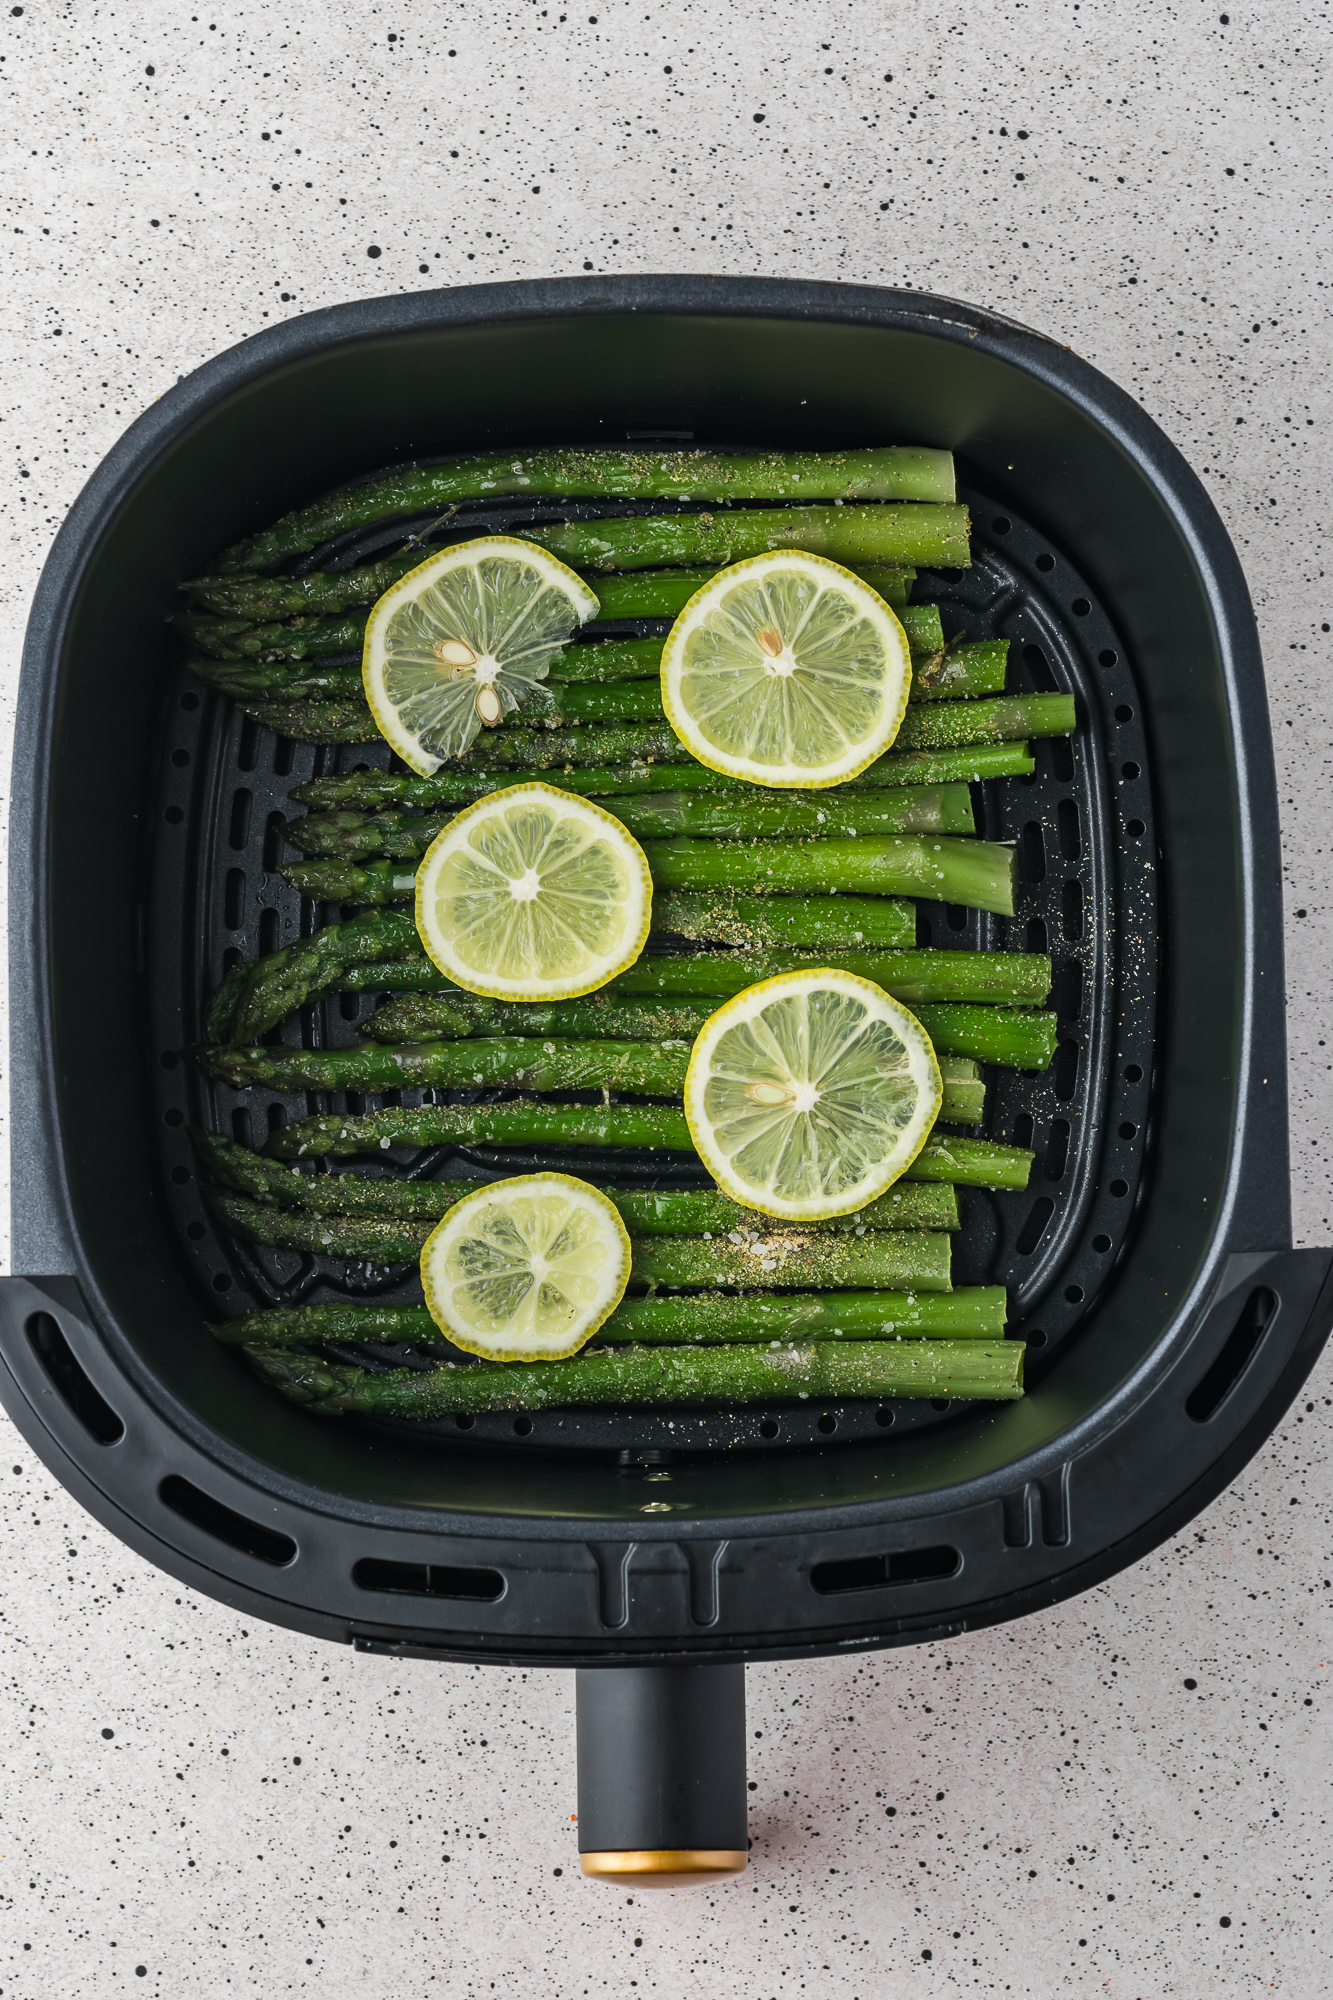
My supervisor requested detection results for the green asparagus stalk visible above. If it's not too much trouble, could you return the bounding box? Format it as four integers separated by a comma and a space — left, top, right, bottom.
915, 1003, 1058, 1071
520, 504, 972, 574
642, 834, 1017, 915
345, 946, 1051, 1010
546, 638, 667, 682
912, 637, 1008, 701
208, 1190, 953, 1290
218, 1284, 1002, 1349
281, 858, 419, 905
176, 612, 370, 663
215, 909, 421, 1044
245, 1337, 1024, 1416
281, 784, 977, 860
200, 1034, 694, 1098
191, 1129, 961, 1232
182, 554, 916, 630
191, 658, 366, 700
260, 1099, 1033, 1186
649, 891, 915, 948
358, 995, 721, 1043
213, 448, 958, 573
288, 739, 1037, 813
236, 697, 380, 742
896, 692, 1075, 751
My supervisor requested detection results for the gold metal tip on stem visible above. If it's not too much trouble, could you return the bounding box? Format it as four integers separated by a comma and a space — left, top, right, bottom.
578, 1850, 748, 1888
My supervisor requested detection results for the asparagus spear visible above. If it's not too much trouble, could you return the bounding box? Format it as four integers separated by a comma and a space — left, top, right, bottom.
213, 448, 958, 573
282, 858, 418, 905
896, 692, 1075, 752
520, 504, 972, 574
261, 1100, 1034, 1185
287, 738, 1037, 813
547, 637, 667, 682
339, 943, 1050, 1006
176, 612, 371, 664
280, 784, 977, 859
246, 1337, 1024, 1415
203, 959, 258, 1045
235, 697, 380, 742
642, 834, 1017, 916
218, 909, 421, 1044
218, 1283, 1003, 1348
208, 1190, 954, 1289
913, 637, 1008, 701
191, 658, 365, 700
191, 1129, 962, 1231
649, 891, 915, 948
200, 1035, 696, 1097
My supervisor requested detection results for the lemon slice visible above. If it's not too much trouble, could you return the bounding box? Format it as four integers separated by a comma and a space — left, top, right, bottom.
363, 535, 599, 775
422, 1173, 632, 1361
660, 550, 912, 789
415, 782, 653, 1001
684, 968, 942, 1221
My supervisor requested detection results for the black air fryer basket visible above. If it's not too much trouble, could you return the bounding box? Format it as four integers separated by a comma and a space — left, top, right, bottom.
5, 277, 1330, 1879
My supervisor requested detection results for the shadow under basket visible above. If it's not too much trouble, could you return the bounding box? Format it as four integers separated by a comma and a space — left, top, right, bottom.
4, 278, 1330, 1876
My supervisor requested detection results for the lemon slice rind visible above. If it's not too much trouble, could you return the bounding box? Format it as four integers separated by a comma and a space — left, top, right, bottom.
683, 967, 943, 1221
414, 781, 653, 1002
363, 535, 600, 778
422, 1172, 632, 1362
660, 549, 912, 790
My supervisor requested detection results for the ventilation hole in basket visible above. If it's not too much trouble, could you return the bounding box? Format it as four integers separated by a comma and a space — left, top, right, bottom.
1061, 878, 1084, 941
187, 1222, 206, 1241
1054, 1039, 1079, 1101
181, 691, 200, 711
1013, 1112, 1035, 1151
759, 1418, 780, 1438
914, 907, 933, 946
1050, 735, 1075, 783
1119, 1121, 1138, 1140
873, 1407, 895, 1429
1057, 797, 1081, 860
1125, 1063, 1143, 1082
1127, 818, 1146, 838
1022, 822, 1046, 883
1109, 1178, 1129, 1197
1093, 1234, 1112, 1253
1026, 916, 1047, 953
1055, 962, 1083, 1024
263, 810, 287, 873
228, 788, 252, 850
455, 1413, 476, 1431
1034, 552, 1056, 573
339, 990, 362, 1021
1065, 1285, 1085, 1304
1099, 649, 1118, 668
160, 1474, 296, 1565
160, 1049, 180, 1069
227, 1110, 251, 1151
810, 1544, 960, 1594
1071, 597, 1091, 617
1186, 1287, 1276, 1422
163, 1107, 184, 1128
26, 1313, 124, 1445
224, 868, 246, 930
1121, 760, 1141, 781
237, 715, 261, 771
816, 1414, 838, 1435
1043, 1120, 1070, 1182
273, 736, 296, 778
266, 1103, 287, 1133
171, 747, 191, 769
992, 515, 1012, 534
164, 805, 184, 825
352, 1557, 503, 1600
930, 1398, 951, 1412
171, 1166, 191, 1185
512, 1416, 533, 1437
1025, 1328, 1048, 1349
212, 1273, 233, 1292
945, 903, 967, 932
1114, 702, 1134, 723
259, 907, 281, 957
1015, 1196, 1055, 1255
1022, 643, 1058, 691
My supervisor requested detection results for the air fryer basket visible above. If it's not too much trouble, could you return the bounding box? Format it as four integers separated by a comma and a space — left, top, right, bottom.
5, 280, 1330, 1701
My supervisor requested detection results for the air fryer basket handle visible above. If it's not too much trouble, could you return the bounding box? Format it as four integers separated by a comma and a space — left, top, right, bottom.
575, 1664, 748, 1885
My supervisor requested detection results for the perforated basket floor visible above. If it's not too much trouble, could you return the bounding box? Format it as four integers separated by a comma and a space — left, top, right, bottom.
149, 477, 1157, 1456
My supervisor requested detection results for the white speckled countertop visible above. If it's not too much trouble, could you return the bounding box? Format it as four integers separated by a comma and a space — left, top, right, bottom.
1, 1, 1330, 1991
